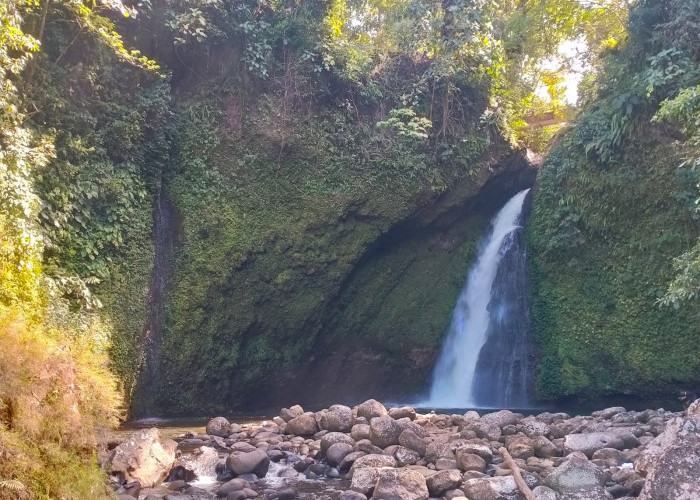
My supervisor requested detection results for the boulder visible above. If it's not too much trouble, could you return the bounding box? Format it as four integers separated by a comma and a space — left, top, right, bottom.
369, 416, 402, 449
327, 443, 355, 467
398, 429, 426, 456
340, 491, 369, 500
463, 474, 538, 500
533, 435, 560, 458
426, 469, 462, 496
686, 399, 700, 416
455, 442, 493, 462
388, 406, 417, 421
545, 455, 612, 500
285, 413, 318, 436
320, 405, 354, 432
424, 442, 454, 463
371, 468, 429, 500
352, 424, 371, 441
471, 421, 502, 441
356, 399, 389, 420
481, 410, 520, 428
506, 435, 535, 460
564, 432, 625, 457
592, 407, 626, 420
533, 486, 558, 500
171, 445, 219, 481
455, 450, 486, 473
215, 478, 251, 497
637, 416, 700, 500
351, 467, 380, 495
110, 428, 177, 488
350, 453, 397, 473
226, 448, 270, 478
394, 446, 421, 466
207, 417, 232, 437
321, 432, 356, 455
280, 405, 304, 422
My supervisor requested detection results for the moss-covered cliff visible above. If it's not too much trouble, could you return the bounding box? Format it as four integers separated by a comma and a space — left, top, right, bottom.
529, 0, 700, 401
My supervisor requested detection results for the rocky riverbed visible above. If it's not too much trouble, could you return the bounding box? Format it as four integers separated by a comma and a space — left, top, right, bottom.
106, 399, 700, 500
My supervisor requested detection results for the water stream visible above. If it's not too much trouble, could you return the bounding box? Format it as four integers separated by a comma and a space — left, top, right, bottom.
425, 189, 533, 408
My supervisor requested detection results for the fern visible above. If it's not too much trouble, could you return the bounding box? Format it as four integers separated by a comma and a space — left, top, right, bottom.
0, 480, 26, 491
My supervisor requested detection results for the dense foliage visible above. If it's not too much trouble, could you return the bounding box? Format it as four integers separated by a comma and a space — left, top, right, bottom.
529, 0, 700, 399
0, 0, 166, 496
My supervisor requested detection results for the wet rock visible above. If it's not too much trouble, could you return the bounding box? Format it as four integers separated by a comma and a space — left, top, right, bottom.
216, 478, 250, 497
327, 443, 355, 467
111, 428, 178, 488
637, 416, 700, 500
356, 399, 388, 420
285, 413, 318, 437
564, 432, 625, 457
372, 468, 429, 500
426, 469, 461, 496
269, 488, 297, 500
226, 449, 270, 478
369, 416, 402, 448
320, 405, 354, 432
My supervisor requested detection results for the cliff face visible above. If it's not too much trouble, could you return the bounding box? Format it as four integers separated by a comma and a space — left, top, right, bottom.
151, 87, 536, 414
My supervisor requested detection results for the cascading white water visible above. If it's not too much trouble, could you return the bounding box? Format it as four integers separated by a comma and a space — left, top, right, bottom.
425, 189, 531, 408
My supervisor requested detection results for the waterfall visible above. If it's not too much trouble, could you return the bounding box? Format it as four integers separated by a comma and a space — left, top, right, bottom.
426, 189, 532, 408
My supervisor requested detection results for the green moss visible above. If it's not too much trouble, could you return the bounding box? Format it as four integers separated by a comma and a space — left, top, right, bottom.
149, 82, 506, 413
529, 134, 700, 400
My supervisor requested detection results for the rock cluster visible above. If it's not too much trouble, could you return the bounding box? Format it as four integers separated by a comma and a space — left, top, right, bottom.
108, 399, 700, 500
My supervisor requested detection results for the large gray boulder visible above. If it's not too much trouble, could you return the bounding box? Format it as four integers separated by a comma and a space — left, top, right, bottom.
320, 405, 354, 432
285, 412, 318, 436
637, 416, 700, 500
371, 468, 429, 500
356, 399, 389, 420
110, 428, 177, 487
369, 416, 402, 448
564, 432, 625, 457
226, 448, 270, 478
